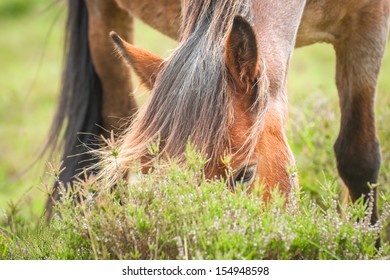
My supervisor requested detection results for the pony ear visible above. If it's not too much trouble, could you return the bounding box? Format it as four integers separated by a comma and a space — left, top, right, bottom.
110, 31, 164, 90
225, 16, 259, 91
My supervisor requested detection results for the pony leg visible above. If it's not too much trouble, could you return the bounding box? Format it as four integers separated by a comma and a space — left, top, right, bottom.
333, 1, 389, 225
115, 0, 181, 39
84, 0, 137, 132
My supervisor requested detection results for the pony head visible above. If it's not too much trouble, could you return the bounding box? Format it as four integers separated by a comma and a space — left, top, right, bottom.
108, 14, 295, 196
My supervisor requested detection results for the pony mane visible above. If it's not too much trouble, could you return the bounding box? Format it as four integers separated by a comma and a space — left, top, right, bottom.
99, 0, 269, 181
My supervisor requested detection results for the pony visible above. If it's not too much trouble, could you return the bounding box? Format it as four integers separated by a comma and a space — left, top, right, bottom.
47, 0, 389, 228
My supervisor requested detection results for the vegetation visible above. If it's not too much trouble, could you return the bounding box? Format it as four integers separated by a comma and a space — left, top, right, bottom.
0, 0, 389, 259
1, 143, 389, 259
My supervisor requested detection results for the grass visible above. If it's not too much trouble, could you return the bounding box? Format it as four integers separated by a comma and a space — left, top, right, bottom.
0, 0, 390, 259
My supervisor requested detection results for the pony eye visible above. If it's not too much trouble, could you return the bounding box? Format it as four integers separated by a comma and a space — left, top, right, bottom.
234, 165, 257, 185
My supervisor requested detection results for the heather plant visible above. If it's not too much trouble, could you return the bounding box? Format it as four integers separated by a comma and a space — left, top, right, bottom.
1, 143, 389, 260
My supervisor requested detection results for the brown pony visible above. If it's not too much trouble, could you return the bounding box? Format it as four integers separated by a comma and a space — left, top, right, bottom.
47, 0, 389, 227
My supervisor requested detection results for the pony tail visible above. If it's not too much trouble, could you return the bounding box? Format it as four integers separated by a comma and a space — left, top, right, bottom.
45, 0, 103, 215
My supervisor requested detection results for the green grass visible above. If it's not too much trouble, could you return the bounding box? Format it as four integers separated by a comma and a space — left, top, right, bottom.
0, 0, 390, 259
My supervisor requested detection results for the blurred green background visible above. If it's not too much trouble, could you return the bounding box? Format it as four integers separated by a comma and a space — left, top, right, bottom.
0, 0, 389, 219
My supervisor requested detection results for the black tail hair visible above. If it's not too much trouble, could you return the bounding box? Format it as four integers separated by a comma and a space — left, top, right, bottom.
45, 0, 102, 212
